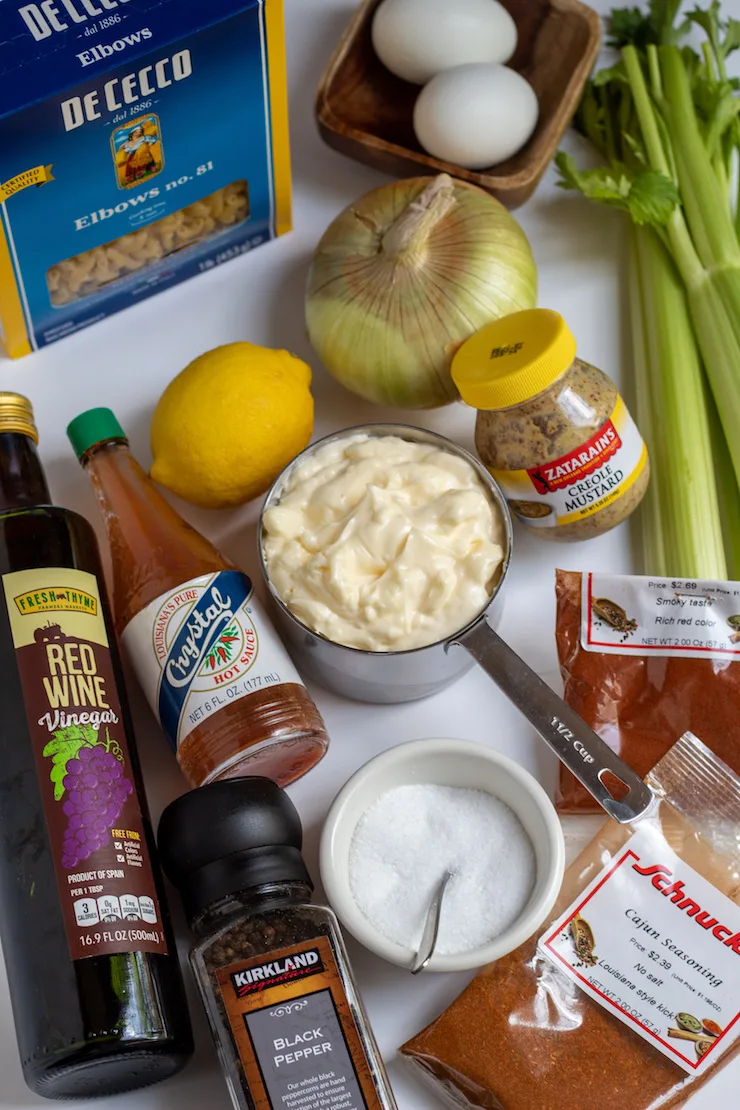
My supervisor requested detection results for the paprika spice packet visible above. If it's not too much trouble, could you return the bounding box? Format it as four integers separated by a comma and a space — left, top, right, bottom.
401, 733, 740, 1110
555, 569, 740, 812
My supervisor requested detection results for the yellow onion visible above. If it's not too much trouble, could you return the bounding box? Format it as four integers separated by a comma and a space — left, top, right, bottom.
306, 174, 537, 408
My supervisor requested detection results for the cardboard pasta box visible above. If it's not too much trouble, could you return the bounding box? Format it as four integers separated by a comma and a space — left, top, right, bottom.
0, 0, 291, 358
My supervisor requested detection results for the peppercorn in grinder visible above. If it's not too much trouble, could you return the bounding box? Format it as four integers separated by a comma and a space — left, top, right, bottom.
158, 778, 397, 1110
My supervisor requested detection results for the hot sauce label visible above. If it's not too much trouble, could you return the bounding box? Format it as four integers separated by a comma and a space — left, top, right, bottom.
216, 936, 383, 1109
2, 567, 168, 961
538, 827, 740, 1074
121, 571, 304, 757
581, 573, 740, 660
488, 397, 648, 528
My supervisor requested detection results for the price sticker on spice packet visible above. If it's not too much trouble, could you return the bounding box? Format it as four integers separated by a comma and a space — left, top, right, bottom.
538, 826, 740, 1074
581, 573, 740, 660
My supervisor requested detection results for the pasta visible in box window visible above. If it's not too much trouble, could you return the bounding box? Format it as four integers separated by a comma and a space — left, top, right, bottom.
46, 181, 249, 307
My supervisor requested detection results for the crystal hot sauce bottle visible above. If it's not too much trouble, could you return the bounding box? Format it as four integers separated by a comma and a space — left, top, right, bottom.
0, 394, 192, 1096
66, 409, 329, 788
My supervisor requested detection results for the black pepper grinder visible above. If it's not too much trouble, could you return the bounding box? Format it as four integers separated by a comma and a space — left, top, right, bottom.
158, 778, 397, 1110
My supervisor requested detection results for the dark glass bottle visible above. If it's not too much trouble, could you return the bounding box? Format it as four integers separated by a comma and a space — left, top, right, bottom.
0, 393, 193, 1098
158, 778, 397, 1110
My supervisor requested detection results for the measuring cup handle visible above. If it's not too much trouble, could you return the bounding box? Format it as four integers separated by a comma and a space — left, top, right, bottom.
454, 618, 654, 824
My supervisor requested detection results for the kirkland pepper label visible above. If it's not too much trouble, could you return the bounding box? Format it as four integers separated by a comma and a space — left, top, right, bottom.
121, 571, 304, 754
538, 827, 740, 1075
216, 936, 382, 1110
489, 397, 647, 528
581, 573, 740, 660
2, 568, 168, 961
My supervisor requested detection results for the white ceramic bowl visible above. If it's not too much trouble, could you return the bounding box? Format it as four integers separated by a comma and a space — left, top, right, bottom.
320, 738, 565, 972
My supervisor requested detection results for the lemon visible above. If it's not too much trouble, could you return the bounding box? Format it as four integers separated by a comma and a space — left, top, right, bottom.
150, 342, 314, 508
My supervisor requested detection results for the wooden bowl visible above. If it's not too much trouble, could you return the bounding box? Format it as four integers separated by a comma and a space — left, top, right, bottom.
315, 0, 602, 209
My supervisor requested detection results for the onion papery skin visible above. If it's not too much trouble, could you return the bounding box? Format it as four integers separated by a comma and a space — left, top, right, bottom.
306, 176, 538, 409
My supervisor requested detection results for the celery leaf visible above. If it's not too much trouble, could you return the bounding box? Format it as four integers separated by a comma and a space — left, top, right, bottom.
723, 19, 740, 59
555, 154, 679, 227
608, 7, 653, 49
593, 61, 629, 88
628, 173, 682, 225
688, 3, 740, 65
609, 0, 687, 48
686, 3, 719, 42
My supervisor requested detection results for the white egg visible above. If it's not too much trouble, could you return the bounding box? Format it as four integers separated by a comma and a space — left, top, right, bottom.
372, 0, 518, 86
413, 63, 539, 170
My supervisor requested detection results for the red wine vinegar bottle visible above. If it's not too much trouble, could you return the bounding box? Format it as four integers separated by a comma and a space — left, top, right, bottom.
0, 393, 193, 1097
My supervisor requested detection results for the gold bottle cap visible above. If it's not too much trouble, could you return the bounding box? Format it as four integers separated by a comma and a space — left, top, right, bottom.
0, 392, 38, 443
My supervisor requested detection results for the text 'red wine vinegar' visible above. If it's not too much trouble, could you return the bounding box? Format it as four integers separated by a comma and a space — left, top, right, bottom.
67, 408, 329, 788
0, 393, 193, 1097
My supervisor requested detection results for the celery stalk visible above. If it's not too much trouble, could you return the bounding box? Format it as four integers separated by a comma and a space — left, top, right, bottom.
707, 390, 740, 580
621, 46, 705, 289
655, 48, 740, 491
687, 269, 740, 485
659, 46, 740, 269
621, 43, 740, 497
557, 3, 740, 581
629, 230, 668, 577
633, 226, 727, 579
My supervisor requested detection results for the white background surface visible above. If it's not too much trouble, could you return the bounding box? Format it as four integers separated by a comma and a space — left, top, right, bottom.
0, 0, 736, 1107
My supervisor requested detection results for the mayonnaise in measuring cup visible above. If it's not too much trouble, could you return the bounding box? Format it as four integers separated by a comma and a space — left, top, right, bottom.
262, 435, 506, 652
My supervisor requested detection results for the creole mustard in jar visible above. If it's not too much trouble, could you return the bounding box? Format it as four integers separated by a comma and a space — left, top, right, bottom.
451, 309, 649, 540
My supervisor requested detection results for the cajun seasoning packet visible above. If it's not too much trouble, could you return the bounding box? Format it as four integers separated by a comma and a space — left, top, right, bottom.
402, 733, 740, 1110
555, 570, 740, 812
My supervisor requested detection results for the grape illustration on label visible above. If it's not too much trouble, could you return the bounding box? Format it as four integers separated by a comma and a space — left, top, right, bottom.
3, 567, 168, 960
28, 617, 135, 869
55, 739, 133, 871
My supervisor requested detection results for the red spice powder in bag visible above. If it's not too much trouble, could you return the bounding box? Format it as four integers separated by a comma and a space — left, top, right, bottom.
401, 734, 740, 1110
555, 570, 740, 812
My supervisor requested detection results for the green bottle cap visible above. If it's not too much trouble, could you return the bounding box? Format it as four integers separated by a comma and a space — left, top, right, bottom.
67, 408, 128, 460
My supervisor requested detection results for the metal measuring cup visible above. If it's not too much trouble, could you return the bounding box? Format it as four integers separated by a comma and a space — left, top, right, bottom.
258, 424, 653, 824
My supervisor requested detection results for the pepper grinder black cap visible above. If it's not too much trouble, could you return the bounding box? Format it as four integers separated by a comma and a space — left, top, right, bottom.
157, 777, 312, 923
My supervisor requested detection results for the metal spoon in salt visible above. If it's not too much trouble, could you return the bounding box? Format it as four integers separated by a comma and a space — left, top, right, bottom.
411, 870, 454, 975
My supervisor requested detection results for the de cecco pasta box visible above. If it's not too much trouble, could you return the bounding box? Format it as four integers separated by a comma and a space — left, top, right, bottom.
0, 0, 291, 357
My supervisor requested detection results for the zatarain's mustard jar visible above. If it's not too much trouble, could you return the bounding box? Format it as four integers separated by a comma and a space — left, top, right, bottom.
452, 309, 650, 540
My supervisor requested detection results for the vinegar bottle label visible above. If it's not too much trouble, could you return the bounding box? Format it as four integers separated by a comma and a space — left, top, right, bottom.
2, 568, 168, 961
121, 570, 305, 757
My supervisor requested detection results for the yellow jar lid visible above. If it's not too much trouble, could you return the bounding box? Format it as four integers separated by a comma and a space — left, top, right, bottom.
452, 309, 577, 410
